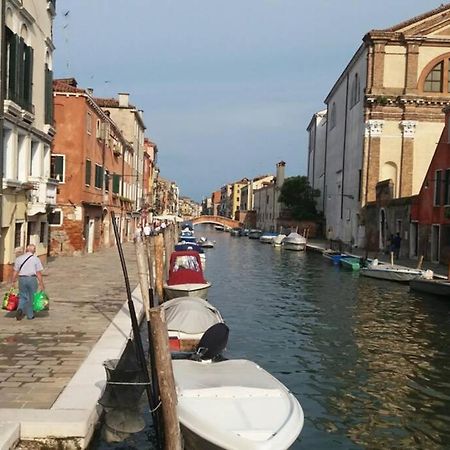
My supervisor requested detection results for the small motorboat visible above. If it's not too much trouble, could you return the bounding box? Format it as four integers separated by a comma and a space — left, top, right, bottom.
360, 259, 424, 282
214, 225, 225, 231
164, 251, 211, 300
161, 297, 224, 352
322, 249, 345, 264
175, 243, 206, 271
242, 229, 250, 236
410, 270, 450, 297
283, 232, 306, 251
248, 229, 263, 239
197, 236, 215, 248
272, 233, 287, 247
173, 359, 304, 450
230, 227, 242, 237
340, 255, 361, 271
259, 232, 277, 244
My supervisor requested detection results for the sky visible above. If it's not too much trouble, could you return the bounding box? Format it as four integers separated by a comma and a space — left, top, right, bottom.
53, 0, 443, 202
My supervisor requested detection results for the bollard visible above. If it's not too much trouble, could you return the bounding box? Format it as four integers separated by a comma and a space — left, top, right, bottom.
149, 307, 182, 450
390, 251, 394, 266
417, 255, 424, 270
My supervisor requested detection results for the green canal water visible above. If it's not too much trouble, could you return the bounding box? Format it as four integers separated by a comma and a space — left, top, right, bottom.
92, 224, 450, 449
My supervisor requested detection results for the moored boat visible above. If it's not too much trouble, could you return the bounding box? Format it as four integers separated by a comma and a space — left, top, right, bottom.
248, 229, 263, 239
410, 274, 450, 297
161, 297, 224, 351
322, 249, 345, 264
163, 251, 211, 300
175, 243, 206, 271
214, 225, 225, 231
340, 256, 361, 271
282, 232, 306, 251
197, 236, 215, 248
360, 260, 424, 282
173, 358, 304, 450
272, 233, 287, 247
230, 227, 242, 237
259, 232, 277, 244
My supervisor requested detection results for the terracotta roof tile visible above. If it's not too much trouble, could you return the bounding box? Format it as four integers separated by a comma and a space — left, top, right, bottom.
53, 79, 85, 94
95, 97, 136, 109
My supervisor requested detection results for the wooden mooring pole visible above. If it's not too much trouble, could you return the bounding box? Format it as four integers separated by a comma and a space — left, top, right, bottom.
155, 233, 165, 302
163, 227, 172, 278
149, 307, 182, 450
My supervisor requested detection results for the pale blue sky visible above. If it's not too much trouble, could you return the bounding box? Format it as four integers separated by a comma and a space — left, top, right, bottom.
53, 0, 442, 202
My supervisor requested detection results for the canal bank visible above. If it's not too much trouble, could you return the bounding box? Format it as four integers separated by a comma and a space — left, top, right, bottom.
0, 243, 142, 449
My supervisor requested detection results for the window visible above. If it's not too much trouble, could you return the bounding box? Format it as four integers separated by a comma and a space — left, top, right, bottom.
48, 209, 62, 226
51, 154, 65, 182
85, 159, 91, 185
40, 222, 47, 244
86, 112, 92, 134
95, 164, 103, 188
424, 61, 444, 92
112, 174, 121, 194
14, 222, 23, 248
444, 169, 450, 205
434, 170, 442, 206
105, 170, 110, 192
5, 27, 34, 112
350, 73, 360, 107
330, 103, 336, 129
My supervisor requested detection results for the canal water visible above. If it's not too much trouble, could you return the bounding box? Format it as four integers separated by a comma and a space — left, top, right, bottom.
92, 224, 450, 449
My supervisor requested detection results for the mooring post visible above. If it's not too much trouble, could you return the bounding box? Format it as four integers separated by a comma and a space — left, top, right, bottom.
155, 234, 165, 302
163, 227, 172, 278
417, 255, 424, 270
135, 237, 151, 319
149, 307, 182, 450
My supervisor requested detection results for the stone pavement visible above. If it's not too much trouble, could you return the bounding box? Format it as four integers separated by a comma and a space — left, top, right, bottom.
0, 243, 139, 410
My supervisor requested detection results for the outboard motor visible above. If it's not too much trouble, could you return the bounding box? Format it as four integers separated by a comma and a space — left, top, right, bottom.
193, 323, 229, 361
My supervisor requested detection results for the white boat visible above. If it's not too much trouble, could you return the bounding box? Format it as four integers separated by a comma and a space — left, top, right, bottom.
272, 234, 286, 247
161, 297, 224, 351
197, 237, 215, 248
173, 359, 304, 450
214, 225, 225, 231
248, 229, 263, 239
259, 232, 277, 244
409, 271, 450, 297
282, 232, 306, 251
360, 259, 424, 282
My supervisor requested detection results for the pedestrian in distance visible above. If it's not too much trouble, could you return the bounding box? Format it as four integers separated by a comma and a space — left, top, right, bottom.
143, 223, 152, 238
134, 224, 143, 242
393, 232, 402, 260
11, 244, 45, 321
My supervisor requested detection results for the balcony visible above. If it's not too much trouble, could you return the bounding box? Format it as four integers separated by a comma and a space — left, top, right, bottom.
27, 177, 58, 216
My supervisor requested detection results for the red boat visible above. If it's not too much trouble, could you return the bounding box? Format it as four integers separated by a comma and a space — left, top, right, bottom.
163, 250, 211, 300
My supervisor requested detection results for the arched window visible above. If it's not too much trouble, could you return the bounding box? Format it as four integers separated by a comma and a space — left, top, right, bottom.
424, 61, 444, 92
381, 161, 398, 197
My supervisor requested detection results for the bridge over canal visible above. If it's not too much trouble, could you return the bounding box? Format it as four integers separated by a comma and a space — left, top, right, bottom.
192, 215, 241, 228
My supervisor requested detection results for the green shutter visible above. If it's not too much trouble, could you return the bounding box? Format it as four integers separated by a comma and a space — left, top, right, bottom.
85, 160, 91, 185
17, 37, 25, 107
6, 29, 18, 102
113, 174, 120, 194
45, 66, 53, 124
23, 44, 33, 111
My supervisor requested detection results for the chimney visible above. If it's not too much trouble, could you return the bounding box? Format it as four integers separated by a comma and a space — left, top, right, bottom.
276, 161, 286, 187
86, 88, 94, 96
118, 93, 129, 108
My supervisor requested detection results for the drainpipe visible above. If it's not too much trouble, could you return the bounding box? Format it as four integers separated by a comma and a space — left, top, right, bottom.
0, 0, 6, 279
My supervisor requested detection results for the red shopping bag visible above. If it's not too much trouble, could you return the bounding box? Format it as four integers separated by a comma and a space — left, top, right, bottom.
2, 288, 19, 311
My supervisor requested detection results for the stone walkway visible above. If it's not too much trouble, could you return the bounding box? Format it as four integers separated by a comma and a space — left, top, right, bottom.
0, 243, 138, 410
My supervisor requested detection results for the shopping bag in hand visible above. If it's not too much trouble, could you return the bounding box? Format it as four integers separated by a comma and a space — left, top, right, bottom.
33, 291, 49, 312
2, 288, 19, 311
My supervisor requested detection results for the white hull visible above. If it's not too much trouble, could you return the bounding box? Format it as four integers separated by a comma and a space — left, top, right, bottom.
361, 266, 423, 282
259, 235, 275, 244
410, 278, 450, 297
272, 234, 286, 247
163, 282, 211, 300
283, 242, 306, 251
173, 359, 304, 450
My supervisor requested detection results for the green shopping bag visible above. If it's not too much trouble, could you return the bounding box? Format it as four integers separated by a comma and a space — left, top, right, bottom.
33, 291, 49, 312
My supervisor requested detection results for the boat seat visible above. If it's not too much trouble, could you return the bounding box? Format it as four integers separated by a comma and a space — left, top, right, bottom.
179, 386, 282, 399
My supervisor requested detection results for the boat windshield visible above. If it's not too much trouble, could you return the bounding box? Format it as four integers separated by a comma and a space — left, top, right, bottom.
173, 255, 200, 272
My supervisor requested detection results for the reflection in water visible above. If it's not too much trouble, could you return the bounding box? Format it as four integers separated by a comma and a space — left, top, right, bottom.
92, 225, 450, 450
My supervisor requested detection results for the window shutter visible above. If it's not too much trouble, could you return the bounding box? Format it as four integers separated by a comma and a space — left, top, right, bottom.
45, 65, 53, 124
85, 160, 91, 185
23, 45, 33, 111
6, 29, 18, 102
17, 37, 25, 107
113, 174, 120, 194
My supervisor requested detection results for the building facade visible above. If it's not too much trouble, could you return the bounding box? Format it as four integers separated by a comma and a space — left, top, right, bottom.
308, 4, 450, 248
0, 0, 56, 281
50, 79, 139, 255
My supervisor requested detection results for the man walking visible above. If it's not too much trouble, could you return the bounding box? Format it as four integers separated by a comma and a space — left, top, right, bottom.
11, 244, 45, 320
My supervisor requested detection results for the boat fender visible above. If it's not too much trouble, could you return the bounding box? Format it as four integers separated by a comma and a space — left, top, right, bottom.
423, 269, 434, 280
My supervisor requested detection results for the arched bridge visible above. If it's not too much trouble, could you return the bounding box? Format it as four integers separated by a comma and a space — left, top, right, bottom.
192, 215, 241, 228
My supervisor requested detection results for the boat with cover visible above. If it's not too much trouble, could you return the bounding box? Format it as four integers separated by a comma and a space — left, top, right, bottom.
409, 270, 450, 297
161, 297, 224, 352
248, 229, 263, 239
175, 243, 206, 271
172, 325, 304, 450
259, 232, 277, 244
282, 232, 306, 251
179, 229, 197, 244
163, 251, 211, 300
360, 259, 424, 282
230, 227, 242, 237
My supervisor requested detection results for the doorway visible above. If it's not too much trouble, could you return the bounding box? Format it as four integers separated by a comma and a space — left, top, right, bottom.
409, 222, 418, 258
379, 208, 386, 250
